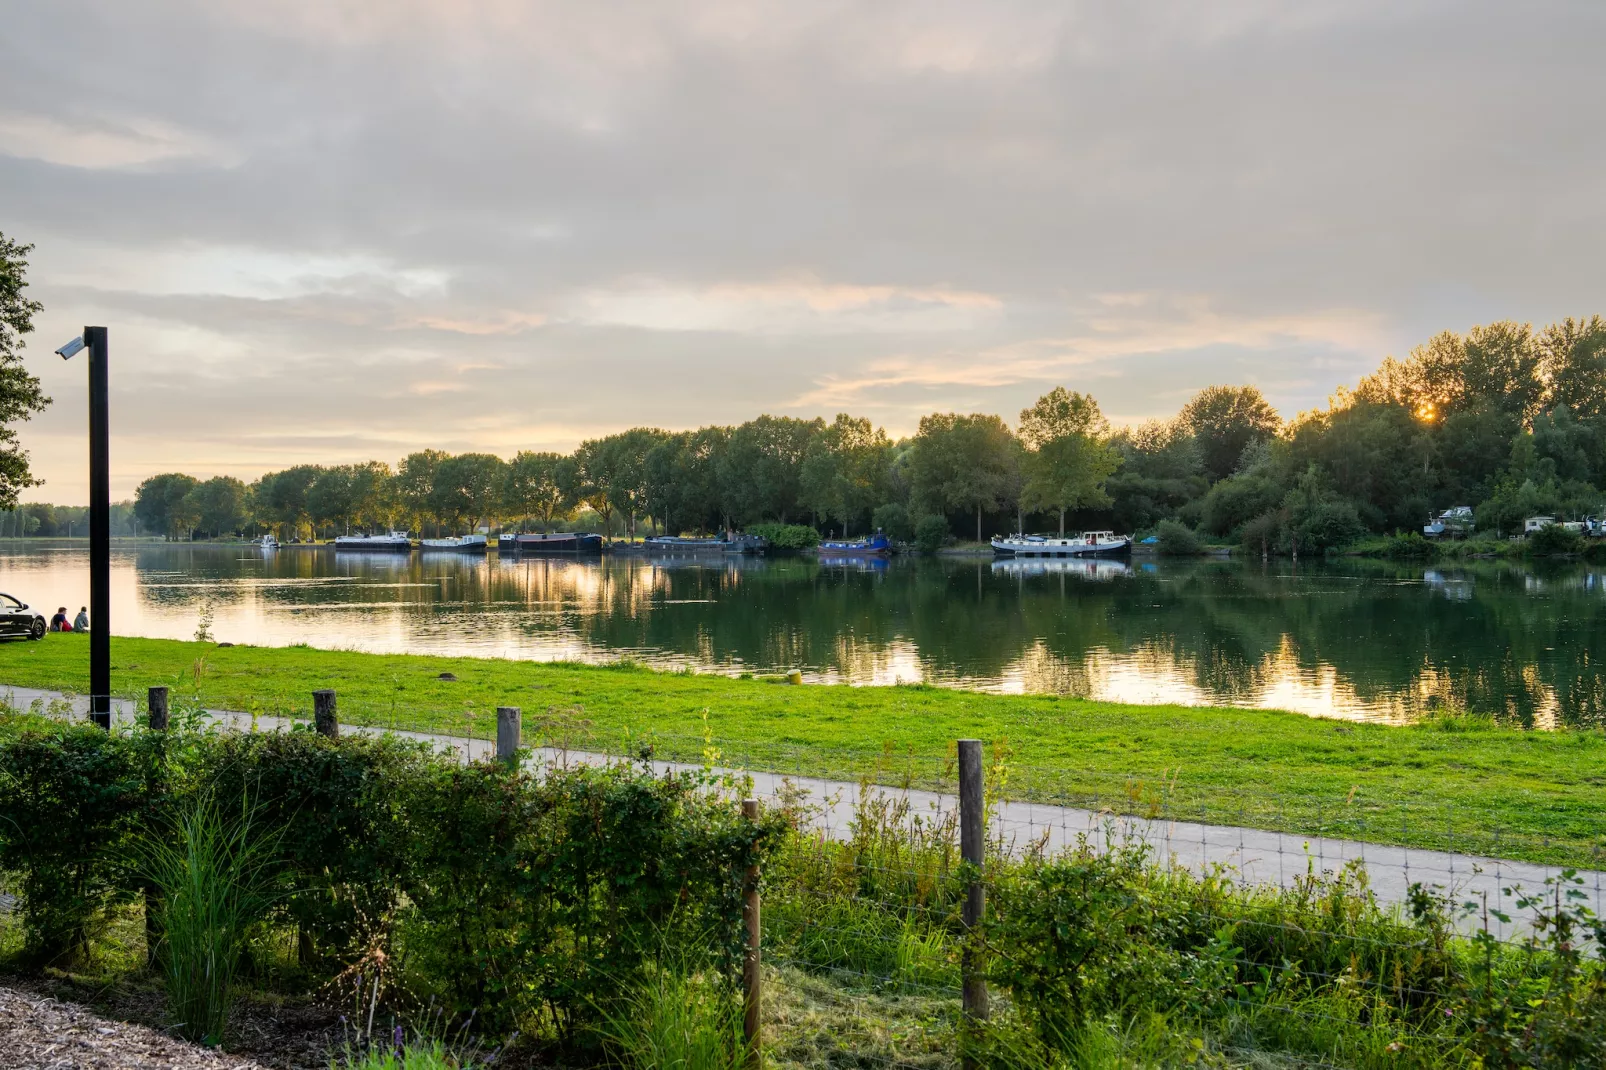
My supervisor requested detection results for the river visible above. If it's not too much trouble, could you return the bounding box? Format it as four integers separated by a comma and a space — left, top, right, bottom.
2, 542, 1602, 727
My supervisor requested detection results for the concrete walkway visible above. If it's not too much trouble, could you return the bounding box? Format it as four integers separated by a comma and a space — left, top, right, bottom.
5, 684, 1599, 940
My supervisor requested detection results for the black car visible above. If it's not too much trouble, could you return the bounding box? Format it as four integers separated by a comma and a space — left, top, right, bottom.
0, 593, 47, 640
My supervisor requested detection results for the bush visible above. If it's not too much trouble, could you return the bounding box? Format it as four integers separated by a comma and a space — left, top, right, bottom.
913, 515, 949, 554
0, 712, 782, 1047
1154, 519, 1203, 556
0, 715, 154, 968
748, 523, 819, 550
1526, 522, 1583, 556
1382, 531, 1441, 559
870, 503, 914, 543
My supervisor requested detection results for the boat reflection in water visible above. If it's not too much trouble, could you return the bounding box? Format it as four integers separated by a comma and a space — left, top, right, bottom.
817, 554, 892, 571
990, 557, 1132, 581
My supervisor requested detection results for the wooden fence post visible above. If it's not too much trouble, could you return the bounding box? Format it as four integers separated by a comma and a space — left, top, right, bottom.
959, 738, 988, 1064
313, 689, 338, 738
147, 685, 169, 731
496, 706, 521, 765
144, 684, 170, 965
743, 798, 762, 1069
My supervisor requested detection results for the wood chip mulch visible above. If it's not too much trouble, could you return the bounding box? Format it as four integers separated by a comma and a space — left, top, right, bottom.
0, 985, 269, 1069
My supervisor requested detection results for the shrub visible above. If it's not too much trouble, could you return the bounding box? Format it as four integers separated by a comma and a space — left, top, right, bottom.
1382, 531, 1441, 559
870, 503, 914, 543
0, 715, 154, 968
748, 523, 819, 550
1154, 519, 1203, 556
913, 515, 949, 554
1526, 522, 1583, 556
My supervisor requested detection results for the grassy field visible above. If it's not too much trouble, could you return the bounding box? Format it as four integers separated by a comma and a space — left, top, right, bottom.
3, 634, 1603, 864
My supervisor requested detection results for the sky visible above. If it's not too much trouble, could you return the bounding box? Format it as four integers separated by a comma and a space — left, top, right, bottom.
3, 1, 1604, 503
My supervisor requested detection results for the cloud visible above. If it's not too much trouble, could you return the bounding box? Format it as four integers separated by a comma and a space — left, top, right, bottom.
2, 0, 1602, 499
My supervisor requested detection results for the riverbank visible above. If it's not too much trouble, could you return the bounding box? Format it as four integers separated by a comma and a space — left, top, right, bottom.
3, 635, 1602, 865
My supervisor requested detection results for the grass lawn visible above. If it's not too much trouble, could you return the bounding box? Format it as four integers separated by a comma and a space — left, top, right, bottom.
3, 634, 1603, 865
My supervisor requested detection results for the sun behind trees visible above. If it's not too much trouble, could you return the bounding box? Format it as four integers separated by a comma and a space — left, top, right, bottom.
118, 316, 1606, 552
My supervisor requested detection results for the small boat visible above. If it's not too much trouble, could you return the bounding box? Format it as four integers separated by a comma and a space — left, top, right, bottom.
256, 534, 278, 550
333, 531, 413, 552
990, 531, 1130, 558
498, 532, 604, 556
1423, 506, 1474, 539
817, 532, 891, 556
421, 534, 488, 553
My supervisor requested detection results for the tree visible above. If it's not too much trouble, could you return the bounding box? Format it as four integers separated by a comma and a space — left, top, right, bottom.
1017, 388, 1121, 535
431, 453, 506, 532
1540, 316, 1606, 419
307, 466, 357, 532
908, 413, 1019, 543
603, 428, 668, 540
1177, 385, 1282, 483
134, 473, 201, 540
719, 416, 822, 526
504, 451, 572, 531
397, 450, 449, 533
253, 465, 321, 538
573, 436, 622, 539
1106, 420, 1206, 534
186, 476, 249, 537
0, 232, 51, 509
799, 414, 891, 536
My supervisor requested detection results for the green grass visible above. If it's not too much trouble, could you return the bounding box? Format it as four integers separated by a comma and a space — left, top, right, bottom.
3, 635, 1604, 865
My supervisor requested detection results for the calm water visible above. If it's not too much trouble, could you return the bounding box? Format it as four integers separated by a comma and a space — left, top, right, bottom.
2, 542, 1604, 727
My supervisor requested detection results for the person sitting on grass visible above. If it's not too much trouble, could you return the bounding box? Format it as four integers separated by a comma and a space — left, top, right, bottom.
49, 607, 69, 632
73, 606, 89, 632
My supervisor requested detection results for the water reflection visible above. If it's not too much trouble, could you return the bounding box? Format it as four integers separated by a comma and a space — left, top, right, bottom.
2, 544, 1603, 726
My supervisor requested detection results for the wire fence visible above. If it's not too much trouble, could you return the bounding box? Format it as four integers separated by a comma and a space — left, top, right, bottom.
8, 682, 1606, 1068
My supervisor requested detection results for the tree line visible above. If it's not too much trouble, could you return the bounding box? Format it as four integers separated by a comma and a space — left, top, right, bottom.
125, 315, 1606, 550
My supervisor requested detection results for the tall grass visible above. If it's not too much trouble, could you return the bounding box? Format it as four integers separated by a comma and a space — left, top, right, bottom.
137, 792, 282, 1046
595, 965, 749, 1070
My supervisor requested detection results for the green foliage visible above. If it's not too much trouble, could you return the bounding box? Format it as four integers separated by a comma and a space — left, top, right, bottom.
913, 514, 949, 554
908, 412, 1020, 543
0, 231, 50, 510
1176, 384, 1281, 483
1154, 519, 1203, 556
137, 792, 283, 1046
748, 522, 819, 550
0, 712, 780, 1048
1381, 532, 1442, 560
1525, 522, 1583, 557
1200, 473, 1282, 536
594, 964, 749, 1070
0, 716, 152, 966
870, 502, 913, 542
135, 472, 202, 540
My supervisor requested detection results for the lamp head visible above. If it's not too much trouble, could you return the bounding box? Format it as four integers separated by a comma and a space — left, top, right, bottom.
55, 336, 86, 360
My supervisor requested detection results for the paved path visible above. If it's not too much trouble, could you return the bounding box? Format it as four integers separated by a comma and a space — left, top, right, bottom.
6, 685, 1599, 940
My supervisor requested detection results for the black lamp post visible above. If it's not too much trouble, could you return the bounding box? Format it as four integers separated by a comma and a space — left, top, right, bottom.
55, 327, 111, 730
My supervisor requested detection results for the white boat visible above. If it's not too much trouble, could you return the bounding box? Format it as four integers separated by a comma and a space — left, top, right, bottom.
333, 531, 413, 551
990, 531, 1131, 557
1423, 506, 1474, 539
421, 534, 488, 552
257, 534, 279, 550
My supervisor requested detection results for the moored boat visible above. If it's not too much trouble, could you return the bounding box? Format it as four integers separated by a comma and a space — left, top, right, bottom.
333, 531, 413, 552
817, 532, 891, 556
498, 532, 604, 555
421, 534, 488, 552
640, 533, 770, 554
256, 534, 278, 550
990, 531, 1130, 558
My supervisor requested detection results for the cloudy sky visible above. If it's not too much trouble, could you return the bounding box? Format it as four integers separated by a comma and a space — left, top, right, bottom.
3, 1, 1603, 501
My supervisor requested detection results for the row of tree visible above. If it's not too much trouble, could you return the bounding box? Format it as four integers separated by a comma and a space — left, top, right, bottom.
127, 316, 1606, 550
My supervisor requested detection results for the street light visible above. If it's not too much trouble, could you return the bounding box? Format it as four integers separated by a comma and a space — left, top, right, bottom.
54, 326, 110, 730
